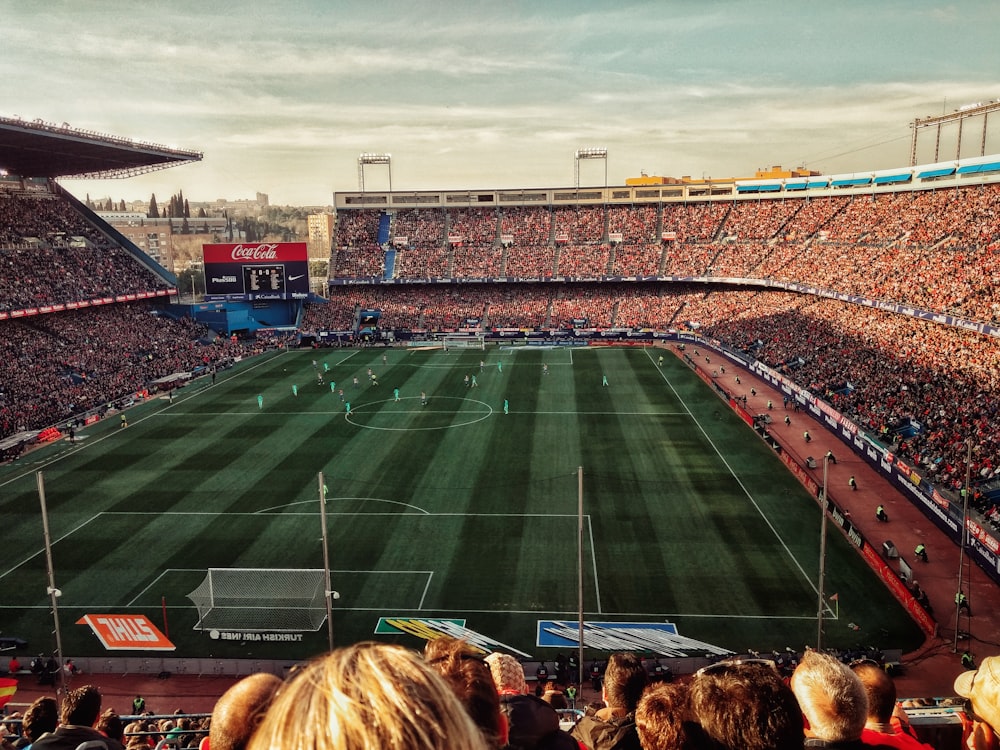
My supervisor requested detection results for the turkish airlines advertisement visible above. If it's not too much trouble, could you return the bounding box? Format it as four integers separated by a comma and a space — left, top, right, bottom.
203, 242, 310, 301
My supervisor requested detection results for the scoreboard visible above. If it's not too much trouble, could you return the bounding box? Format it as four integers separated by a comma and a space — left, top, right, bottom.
203, 243, 309, 301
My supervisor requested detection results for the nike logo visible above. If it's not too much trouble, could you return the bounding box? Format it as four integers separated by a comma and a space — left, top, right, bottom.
288, 274, 305, 281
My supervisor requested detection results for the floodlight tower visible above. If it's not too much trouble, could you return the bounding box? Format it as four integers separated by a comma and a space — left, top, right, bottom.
574, 147, 608, 189
358, 153, 392, 193
909, 100, 1000, 165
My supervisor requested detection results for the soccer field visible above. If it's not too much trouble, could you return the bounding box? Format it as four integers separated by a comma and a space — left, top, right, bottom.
0, 345, 923, 659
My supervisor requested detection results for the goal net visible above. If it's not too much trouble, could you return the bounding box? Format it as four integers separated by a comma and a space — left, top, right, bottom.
186, 568, 327, 632
442, 334, 486, 351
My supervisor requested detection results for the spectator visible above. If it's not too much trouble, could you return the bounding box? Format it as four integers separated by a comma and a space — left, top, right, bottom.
32, 685, 124, 750
483, 652, 577, 750
248, 642, 489, 750
634, 683, 704, 750
849, 660, 931, 749
424, 637, 507, 749
790, 650, 868, 748
954, 655, 1000, 750
208, 673, 281, 750
570, 652, 647, 750
688, 659, 803, 750
19, 697, 58, 750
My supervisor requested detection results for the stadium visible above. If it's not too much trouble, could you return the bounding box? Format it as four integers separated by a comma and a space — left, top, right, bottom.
2, 110, 1000, 747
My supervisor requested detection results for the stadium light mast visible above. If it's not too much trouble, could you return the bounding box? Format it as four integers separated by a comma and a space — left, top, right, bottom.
574, 147, 608, 189
36, 471, 66, 702
358, 153, 392, 193
816, 456, 831, 650
909, 100, 1000, 165
318, 471, 336, 651
953, 438, 974, 652
577, 466, 585, 687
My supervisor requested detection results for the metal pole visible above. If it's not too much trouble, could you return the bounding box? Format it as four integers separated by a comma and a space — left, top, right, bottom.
817, 457, 830, 649
318, 471, 335, 652
954, 439, 973, 651
577, 466, 585, 687
37, 471, 65, 699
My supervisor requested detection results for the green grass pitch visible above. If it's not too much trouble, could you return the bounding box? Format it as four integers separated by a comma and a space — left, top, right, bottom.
0, 345, 923, 660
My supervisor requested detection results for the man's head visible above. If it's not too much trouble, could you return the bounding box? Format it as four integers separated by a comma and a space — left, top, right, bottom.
22, 697, 58, 742
425, 637, 506, 748
791, 651, 867, 743
61, 685, 103, 727
689, 659, 803, 750
635, 682, 705, 750
850, 661, 896, 725
484, 653, 527, 696
602, 652, 648, 713
955, 655, 1000, 734
209, 673, 283, 750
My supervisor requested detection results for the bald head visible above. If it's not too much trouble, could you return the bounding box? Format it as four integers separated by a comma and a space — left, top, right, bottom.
210, 673, 282, 750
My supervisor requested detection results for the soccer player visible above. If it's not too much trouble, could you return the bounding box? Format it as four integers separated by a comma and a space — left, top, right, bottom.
394, 388, 400, 402
602, 374, 608, 387
480, 360, 485, 372
292, 384, 298, 397
353, 376, 359, 387
330, 381, 337, 393
421, 391, 427, 406
503, 399, 509, 415
471, 375, 477, 387
346, 402, 352, 415
382, 353, 387, 365
498, 360, 502, 373
464, 374, 470, 388
316, 372, 324, 386
657, 355, 664, 366
120, 414, 128, 428
257, 394, 264, 410
323, 362, 329, 372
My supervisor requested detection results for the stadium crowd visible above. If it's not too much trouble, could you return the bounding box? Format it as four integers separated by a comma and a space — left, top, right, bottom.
0, 191, 172, 312
6, 643, 993, 750
329, 184, 1000, 324
0, 303, 270, 441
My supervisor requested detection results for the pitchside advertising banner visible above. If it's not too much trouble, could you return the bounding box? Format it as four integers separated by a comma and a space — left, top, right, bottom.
203, 242, 309, 301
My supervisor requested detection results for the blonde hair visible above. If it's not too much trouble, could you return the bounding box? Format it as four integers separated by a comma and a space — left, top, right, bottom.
247, 642, 489, 750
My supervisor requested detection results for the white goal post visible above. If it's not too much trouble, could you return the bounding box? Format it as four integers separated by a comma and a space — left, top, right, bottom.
442, 334, 486, 351
187, 568, 328, 632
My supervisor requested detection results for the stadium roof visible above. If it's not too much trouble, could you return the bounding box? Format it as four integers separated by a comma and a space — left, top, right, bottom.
0, 115, 202, 179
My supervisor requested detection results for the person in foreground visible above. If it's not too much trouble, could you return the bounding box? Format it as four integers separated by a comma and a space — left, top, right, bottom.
208, 673, 282, 750
31, 685, 124, 750
483, 651, 579, 750
954, 654, 1000, 750
689, 658, 804, 750
424, 637, 508, 749
246, 641, 489, 750
850, 660, 931, 749
790, 650, 869, 748
570, 651, 647, 750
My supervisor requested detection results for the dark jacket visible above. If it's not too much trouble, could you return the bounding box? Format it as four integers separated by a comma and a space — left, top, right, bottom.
569, 709, 640, 750
501, 694, 579, 750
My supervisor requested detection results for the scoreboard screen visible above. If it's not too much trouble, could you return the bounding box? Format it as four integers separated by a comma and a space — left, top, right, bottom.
244, 265, 285, 293
203, 243, 309, 301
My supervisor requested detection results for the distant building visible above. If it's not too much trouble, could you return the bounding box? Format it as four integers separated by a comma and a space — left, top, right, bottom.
307, 212, 335, 246
627, 165, 819, 186
96, 212, 230, 268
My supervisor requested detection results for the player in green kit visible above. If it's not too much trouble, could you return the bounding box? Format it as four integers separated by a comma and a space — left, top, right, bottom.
257, 394, 263, 410
503, 399, 508, 415
394, 388, 400, 402
292, 384, 298, 397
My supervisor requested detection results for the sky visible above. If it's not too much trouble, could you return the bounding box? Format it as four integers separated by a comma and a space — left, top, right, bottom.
3, 0, 1000, 206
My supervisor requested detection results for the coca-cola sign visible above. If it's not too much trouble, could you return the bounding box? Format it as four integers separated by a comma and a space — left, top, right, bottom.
230, 243, 279, 261
203, 242, 309, 300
